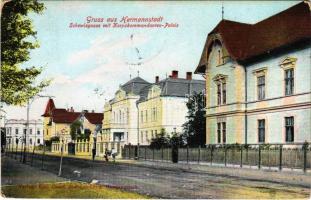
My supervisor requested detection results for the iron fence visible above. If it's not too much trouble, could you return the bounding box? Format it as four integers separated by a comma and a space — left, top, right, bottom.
121, 143, 311, 173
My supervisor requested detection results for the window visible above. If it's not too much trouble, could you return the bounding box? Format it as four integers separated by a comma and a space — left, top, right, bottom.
23, 129, 27, 135
217, 81, 226, 105
145, 131, 148, 141
30, 128, 32, 134
30, 138, 32, 145
285, 117, 294, 142
145, 110, 148, 122
141, 111, 143, 123
217, 122, 226, 143
37, 130, 40, 135
217, 123, 221, 143
222, 122, 226, 143
222, 83, 226, 104
37, 139, 40, 144
141, 131, 144, 143
119, 110, 121, 123
285, 68, 294, 95
155, 130, 157, 136
257, 76, 265, 100
15, 128, 19, 135
151, 130, 154, 138
258, 119, 265, 143
217, 84, 221, 105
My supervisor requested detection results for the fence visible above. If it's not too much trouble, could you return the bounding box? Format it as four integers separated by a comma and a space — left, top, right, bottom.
51, 140, 124, 157
122, 143, 311, 173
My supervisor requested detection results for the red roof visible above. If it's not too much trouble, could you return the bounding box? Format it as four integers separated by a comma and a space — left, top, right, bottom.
52, 109, 81, 123
42, 98, 56, 117
84, 113, 103, 124
42, 99, 103, 124
195, 1, 311, 73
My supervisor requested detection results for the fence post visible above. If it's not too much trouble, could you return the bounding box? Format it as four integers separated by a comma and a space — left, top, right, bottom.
161, 147, 164, 162
279, 144, 283, 171
240, 145, 243, 168
152, 148, 154, 161
303, 142, 308, 173
198, 145, 201, 164
211, 145, 213, 166
144, 146, 147, 160
186, 145, 189, 164
41, 143, 45, 170
258, 145, 261, 169
224, 145, 227, 167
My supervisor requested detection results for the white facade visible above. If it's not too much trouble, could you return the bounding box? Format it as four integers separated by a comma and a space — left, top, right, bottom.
245, 48, 311, 144
5, 119, 44, 149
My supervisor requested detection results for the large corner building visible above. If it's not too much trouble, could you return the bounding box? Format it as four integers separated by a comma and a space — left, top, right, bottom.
195, 1, 311, 144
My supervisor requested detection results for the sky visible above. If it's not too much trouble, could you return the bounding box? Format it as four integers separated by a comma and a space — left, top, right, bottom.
4, 0, 300, 120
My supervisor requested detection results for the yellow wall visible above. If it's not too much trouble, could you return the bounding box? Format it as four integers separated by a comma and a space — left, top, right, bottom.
138, 95, 163, 144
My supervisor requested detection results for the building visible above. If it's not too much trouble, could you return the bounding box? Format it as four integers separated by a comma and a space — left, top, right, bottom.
195, 1, 311, 144
101, 71, 205, 146
101, 76, 151, 146
138, 71, 205, 145
42, 99, 103, 146
5, 119, 43, 150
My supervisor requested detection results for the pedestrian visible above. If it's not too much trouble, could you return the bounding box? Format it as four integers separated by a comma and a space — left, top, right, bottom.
111, 148, 117, 162
92, 148, 96, 161
104, 148, 109, 162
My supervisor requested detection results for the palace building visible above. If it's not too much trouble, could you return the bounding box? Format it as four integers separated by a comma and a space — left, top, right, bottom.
101, 71, 205, 146
195, 1, 311, 144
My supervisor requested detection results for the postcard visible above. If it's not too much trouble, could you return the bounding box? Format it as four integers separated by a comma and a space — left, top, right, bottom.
1, 0, 310, 199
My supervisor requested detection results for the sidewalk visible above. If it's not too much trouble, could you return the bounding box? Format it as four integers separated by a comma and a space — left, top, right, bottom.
1, 155, 67, 186
117, 159, 311, 188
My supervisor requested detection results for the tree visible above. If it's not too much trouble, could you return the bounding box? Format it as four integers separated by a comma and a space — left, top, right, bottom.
70, 120, 90, 140
70, 120, 82, 141
1, 0, 50, 105
149, 128, 171, 149
182, 92, 206, 147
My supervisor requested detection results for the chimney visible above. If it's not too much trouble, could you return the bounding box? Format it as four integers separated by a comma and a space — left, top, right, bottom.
155, 76, 159, 83
186, 72, 192, 80
92, 110, 95, 113
70, 107, 74, 112
172, 70, 178, 79
83, 109, 88, 113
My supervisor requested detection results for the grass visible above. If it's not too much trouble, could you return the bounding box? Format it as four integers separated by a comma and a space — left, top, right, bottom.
224, 185, 310, 199
1, 182, 150, 199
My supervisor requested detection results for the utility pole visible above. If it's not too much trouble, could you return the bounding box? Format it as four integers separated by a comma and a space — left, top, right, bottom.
23, 94, 54, 164
58, 128, 67, 176
22, 99, 30, 163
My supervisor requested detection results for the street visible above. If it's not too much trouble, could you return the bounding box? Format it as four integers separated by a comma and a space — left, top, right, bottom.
3, 152, 310, 199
